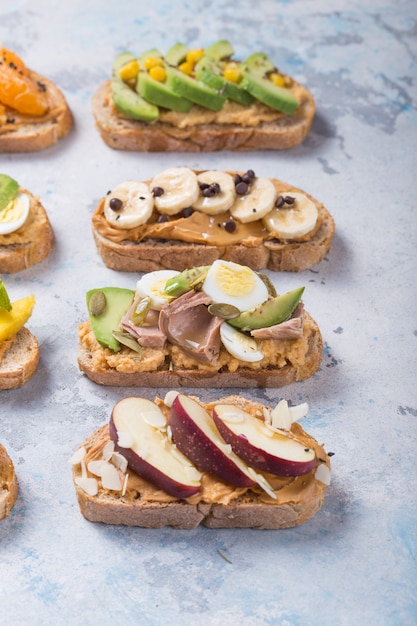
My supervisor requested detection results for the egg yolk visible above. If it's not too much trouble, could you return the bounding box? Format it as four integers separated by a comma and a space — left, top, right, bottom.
214, 264, 257, 298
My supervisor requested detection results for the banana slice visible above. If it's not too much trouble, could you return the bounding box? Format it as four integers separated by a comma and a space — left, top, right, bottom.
151, 167, 200, 216
229, 177, 277, 223
193, 170, 236, 215
104, 181, 153, 229
220, 322, 264, 362
263, 192, 318, 239
0, 192, 30, 235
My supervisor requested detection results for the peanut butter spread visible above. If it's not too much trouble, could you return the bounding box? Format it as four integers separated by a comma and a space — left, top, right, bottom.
92, 177, 323, 247
78, 403, 329, 506
78, 315, 313, 375
0, 190, 49, 246
0, 72, 67, 136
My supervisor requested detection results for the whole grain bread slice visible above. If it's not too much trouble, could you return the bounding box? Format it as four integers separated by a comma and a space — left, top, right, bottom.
72, 395, 330, 529
0, 189, 54, 273
0, 72, 73, 153
0, 326, 39, 390
0, 443, 18, 519
92, 79, 315, 152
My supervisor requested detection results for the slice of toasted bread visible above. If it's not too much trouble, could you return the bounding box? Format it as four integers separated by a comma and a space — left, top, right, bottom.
0, 326, 39, 390
0, 188, 54, 273
0, 72, 73, 153
92, 79, 315, 152
71, 395, 330, 529
77, 309, 322, 388
91, 172, 335, 273
0, 443, 18, 519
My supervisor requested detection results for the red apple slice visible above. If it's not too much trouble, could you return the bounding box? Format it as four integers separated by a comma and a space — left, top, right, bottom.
169, 394, 256, 487
212, 404, 316, 477
109, 397, 201, 499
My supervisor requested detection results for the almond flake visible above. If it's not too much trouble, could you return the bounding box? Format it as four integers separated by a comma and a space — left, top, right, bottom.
69, 446, 86, 465
111, 452, 128, 473
100, 463, 122, 491
75, 476, 98, 496
102, 440, 115, 461
164, 390, 179, 407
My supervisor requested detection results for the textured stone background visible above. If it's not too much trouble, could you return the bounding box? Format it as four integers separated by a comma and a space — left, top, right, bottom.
1, 1, 416, 624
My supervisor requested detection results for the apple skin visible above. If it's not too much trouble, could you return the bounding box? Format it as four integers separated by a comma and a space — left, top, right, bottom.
212, 405, 317, 477
109, 398, 201, 500
169, 394, 255, 488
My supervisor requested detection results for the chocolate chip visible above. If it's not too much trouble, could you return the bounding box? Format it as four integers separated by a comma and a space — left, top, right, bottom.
235, 181, 248, 195
242, 169, 255, 183
152, 186, 164, 197
234, 173, 242, 185
181, 207, 194, 218
109, 197, 123, 211
224, 220, 236, 233
276, 196, 285, 208
285, 196, 295, 205
156, 214, 168, 223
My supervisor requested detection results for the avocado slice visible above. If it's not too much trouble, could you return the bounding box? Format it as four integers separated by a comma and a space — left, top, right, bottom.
165, 65, 226, 111
0, 174, 19, 212
87, 287, 135, 352
112, 52, 159, 122
204, 40, 234, 60
228, 287, 305, 331
240, 52, 299, 114
195, 55, 254, 107
165, 43, 189, 66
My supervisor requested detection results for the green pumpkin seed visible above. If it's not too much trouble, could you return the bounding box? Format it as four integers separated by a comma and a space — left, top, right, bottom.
208, 302, 241, 319
89, 291, 107, 317
131, 296, 151, 325
112, 330, 143, 354
257, 272, 277, 297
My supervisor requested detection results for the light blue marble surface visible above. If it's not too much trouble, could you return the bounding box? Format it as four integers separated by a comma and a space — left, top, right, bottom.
0, 1, 416, 624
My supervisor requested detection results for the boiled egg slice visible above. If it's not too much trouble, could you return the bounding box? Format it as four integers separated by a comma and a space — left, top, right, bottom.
220, 322, 264, 362
0, 192, 30, 235
136, 270, 179, 310
202, 260, 268, 312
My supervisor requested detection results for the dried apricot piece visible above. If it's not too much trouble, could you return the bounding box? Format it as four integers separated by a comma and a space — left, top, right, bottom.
0, 48, 49, 116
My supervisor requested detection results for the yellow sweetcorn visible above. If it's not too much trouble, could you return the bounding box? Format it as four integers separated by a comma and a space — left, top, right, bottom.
223, 63, 242, 84
144, 56, 164, 71
186, 48, 204, 65
269, 72, 285, 87
178, 61, 194, 76
149, 65, 167, 82
119, 59, 140, 82
0, 294, 35, 342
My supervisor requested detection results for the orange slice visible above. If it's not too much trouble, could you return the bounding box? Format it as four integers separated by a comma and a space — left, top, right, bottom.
0, 48, 49, 116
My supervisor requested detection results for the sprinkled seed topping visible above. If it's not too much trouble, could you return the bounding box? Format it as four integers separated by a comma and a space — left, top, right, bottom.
89, 291, 106, 317
152, 186, 164, 197
109, 197, 123, 211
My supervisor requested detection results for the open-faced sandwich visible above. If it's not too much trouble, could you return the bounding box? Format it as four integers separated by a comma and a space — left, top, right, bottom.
0, 47, 73, 152
70, 392, 331, 529
92, 41, 315, 152
0, 279, 39, 390
0, 443, 18, 519
92, 167, 334, 273
0, 174, 54, 273
78, 261, 322, 388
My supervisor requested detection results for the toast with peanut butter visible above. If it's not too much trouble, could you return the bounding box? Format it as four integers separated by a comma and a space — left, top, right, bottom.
71, 393, 331, 529
92, 42, 315, 152
77, 262, 323, 388
0, 443, 18, 519
0, 281, 39, 390
0, 48, 73, 153
0, 174, 54, 273
92, 168, 334, 273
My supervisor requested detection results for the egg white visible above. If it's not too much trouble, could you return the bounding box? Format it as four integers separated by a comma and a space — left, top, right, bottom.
202, 260, 268, 312
220, 322, 264, 362
0, 193, 30, 235
136, 270, 179, 310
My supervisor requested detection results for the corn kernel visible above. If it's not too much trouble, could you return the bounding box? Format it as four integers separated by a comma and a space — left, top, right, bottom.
224, 65, 241, 83
269, 72, 285, 87
149, 65, 167, 82
186, 48, 204, 65
118, 60, 140, 82
144, 56, 164, 71
178, 61, 194, 76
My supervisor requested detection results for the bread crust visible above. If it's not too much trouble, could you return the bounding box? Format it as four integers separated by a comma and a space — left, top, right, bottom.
0, 189, 54, 273
72, 396, 329, 529
92, 174, 335, 273
77, 310, 322, 388
0, 327, 39, 390
92, 79, 315, 152
0, 443, 18, 519
0, 72, 73, 153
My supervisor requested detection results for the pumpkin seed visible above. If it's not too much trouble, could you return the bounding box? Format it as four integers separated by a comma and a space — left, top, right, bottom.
257, 272, 277, 297
208, 302, 241, 319
112, 330, 143, 354
131, 296, 151, 325
89, 291, 107, 317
